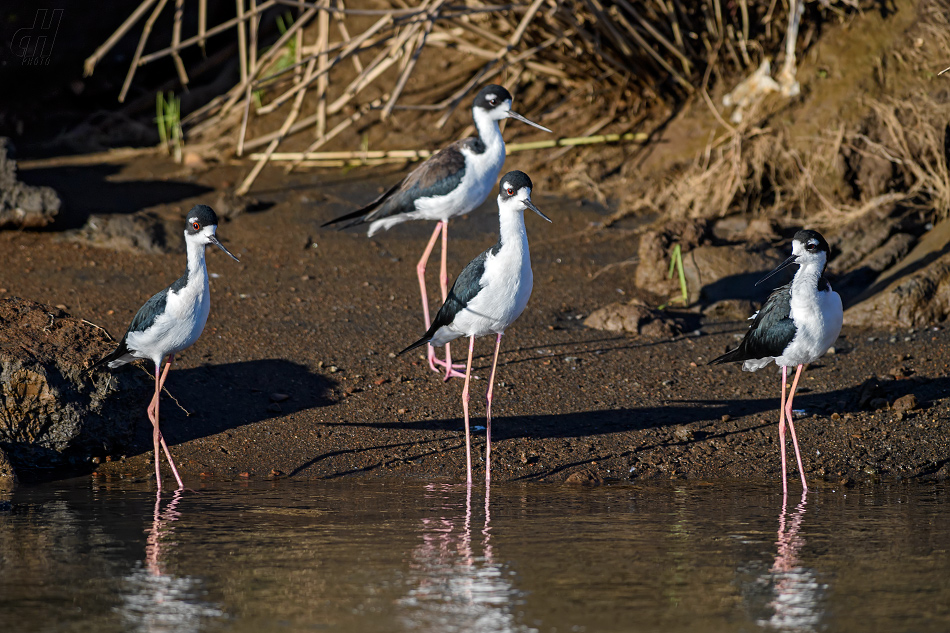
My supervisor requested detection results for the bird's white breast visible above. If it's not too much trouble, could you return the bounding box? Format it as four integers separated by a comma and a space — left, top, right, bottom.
776, 280, 842, 368
412, 134, 505, 222
432, 230, 533, 346
126, 270, 210, 363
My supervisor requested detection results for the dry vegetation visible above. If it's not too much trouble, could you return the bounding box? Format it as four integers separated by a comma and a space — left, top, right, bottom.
82, 0, 950, 230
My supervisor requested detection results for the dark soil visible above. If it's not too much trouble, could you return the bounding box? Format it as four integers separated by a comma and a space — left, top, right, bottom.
3, 156, 949, 488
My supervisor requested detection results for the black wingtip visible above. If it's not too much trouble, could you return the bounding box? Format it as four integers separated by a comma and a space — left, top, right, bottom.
397, 336, 430, 357
708, 347, 740, 366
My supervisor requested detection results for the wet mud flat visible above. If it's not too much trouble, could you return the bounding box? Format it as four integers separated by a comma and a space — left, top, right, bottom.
3, 158, 949, 488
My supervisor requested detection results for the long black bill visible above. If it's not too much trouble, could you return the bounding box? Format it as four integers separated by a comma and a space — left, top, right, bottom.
525, 199, 552, 223
507, 110, 552, 133
210, 235, 241, 262
755, 254, 797, 286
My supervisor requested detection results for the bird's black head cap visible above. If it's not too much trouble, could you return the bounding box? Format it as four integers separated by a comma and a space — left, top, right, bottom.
473, 84, 513, 111
793, 229, 830, 255
185, 204, 219, 234
499, 170, 533, 200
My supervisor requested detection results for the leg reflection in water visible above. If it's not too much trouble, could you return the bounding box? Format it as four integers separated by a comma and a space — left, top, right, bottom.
120, 490, 223, 633
400, 483, 521, 632
764, 492, 823, 632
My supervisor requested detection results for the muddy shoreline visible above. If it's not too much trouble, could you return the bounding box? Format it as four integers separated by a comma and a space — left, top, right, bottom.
0, 157, 946, 488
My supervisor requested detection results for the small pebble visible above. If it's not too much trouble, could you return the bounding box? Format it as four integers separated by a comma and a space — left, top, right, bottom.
269, 393, 290, 403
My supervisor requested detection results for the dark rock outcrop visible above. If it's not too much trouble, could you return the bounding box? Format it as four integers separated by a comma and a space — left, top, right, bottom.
846, 219, 950, 327
0, 139, 61, 229
0, 297, 147, 476
584, 299, 684, 337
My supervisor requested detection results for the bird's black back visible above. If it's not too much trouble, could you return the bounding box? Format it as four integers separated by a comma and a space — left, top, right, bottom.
88, 284, 176, 373
322, 141, 471, 229
399, 242, 500, 355
710, 283, 797, 364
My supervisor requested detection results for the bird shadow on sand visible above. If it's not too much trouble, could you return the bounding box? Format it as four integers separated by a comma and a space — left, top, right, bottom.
116, 358, 337, 453
296, 373, 950, 479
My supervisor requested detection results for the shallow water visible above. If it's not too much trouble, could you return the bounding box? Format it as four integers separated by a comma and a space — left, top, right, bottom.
1, 479, 948, 633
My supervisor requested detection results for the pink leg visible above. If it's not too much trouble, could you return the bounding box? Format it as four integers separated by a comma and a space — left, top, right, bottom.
484, 333, 503, 486
417, 222, 465, 379
461, 335, 475, 485
432, 221, 466, 381
149, 363, 163, 491
784, 364, 809, 493
417, 222, 443, 337
779, 365, 789, 498
150, 357, 185, 490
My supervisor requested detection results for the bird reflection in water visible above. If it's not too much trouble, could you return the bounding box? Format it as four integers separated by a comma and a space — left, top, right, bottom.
119, 490, 223, 633
761, 492, 824, 632
400, 483, 523, 633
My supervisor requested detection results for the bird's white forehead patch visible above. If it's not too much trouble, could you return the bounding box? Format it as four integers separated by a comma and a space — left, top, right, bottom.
485, 93, 498, 102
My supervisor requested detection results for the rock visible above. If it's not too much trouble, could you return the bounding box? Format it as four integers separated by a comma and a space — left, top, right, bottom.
269, 393, 290, 403
634, 219, 710, 297
857, 233, 917, 274
846, 219, 950, 327
0, 138, 61, 229
0, 297, 146, 476
680, 244, 784, 304
704, 299, 757, 321
215, 191, 258, 221
827, 217, 898, 274
66, 212, 172, 254
673, 426, 693, 442
583, 299, 683, 337
892, 394, 918, 413
742, 218, 780, 245
0, 445, 17, 486
564, 469, 603, 485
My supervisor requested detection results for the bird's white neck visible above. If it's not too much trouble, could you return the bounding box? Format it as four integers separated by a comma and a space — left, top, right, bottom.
792, 259, 825, 294
185, 235, 209, 285
497, 204, 529, 256
472, 107, 505, 159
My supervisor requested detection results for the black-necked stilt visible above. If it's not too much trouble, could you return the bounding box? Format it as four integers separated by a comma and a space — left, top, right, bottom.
325, 85, 551, 381
89, 204, 239, 491
399, 171, 551, 485
710, 229, 842, 496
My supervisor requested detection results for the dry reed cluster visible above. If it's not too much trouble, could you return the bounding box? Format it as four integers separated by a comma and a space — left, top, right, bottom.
84, 0, 814, 194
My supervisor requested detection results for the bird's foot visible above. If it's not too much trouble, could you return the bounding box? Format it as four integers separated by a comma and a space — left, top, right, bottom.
428, 352, 467, 381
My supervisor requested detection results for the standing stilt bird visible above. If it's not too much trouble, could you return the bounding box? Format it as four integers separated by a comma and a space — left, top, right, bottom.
89, 205, 240, 491
399, 171, 550, 485
710, 229, 842, 496
324, 85, 551, 381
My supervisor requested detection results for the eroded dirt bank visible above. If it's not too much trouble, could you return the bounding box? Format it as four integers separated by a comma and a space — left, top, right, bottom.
2, 158, 948, 488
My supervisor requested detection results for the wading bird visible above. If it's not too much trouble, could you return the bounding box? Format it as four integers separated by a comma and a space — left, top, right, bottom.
399, 171, 550, 485
89, 205, 239, 491
711, 230, 842, 496
325, 85, 551, 381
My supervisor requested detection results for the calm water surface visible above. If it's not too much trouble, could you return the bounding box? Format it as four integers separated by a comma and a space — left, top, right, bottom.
1, 478, 948, 633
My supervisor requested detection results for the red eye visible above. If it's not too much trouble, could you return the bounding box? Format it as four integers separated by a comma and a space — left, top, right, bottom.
506, 188, 514, 195
192, 222, 200, 230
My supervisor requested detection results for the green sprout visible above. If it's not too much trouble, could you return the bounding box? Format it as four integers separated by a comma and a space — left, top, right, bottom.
658, 243, 688, 310
155, 91, 183, 163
